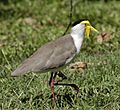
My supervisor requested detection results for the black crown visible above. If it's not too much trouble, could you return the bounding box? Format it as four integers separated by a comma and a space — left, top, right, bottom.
72, 19, 88, 27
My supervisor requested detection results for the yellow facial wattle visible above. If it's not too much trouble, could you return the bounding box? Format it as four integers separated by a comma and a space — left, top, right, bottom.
85, 25, 91, 38
80, 20, 99, 38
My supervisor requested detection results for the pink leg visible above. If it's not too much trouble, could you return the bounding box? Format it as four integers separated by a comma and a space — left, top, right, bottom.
51, 79, 56, 110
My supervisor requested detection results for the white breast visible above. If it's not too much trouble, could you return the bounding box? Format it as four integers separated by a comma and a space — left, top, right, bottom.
70, 24, 85, 54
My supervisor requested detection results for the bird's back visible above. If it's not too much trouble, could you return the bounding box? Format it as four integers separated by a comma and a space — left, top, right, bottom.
11, 34, 77, 76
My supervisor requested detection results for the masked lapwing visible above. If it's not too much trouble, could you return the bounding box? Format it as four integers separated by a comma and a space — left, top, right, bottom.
11, 20, 98, 108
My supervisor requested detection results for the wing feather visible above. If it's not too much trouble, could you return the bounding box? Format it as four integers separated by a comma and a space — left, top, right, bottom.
11, 35, 77, 76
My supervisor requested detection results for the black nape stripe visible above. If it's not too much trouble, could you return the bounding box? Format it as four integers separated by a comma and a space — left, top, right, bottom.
72, 19, 88, 27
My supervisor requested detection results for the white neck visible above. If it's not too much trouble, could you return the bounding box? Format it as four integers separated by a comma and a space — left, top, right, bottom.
70, 24, 85, 54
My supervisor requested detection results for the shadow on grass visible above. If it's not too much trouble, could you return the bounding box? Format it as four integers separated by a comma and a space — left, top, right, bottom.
20, 92, 77, 108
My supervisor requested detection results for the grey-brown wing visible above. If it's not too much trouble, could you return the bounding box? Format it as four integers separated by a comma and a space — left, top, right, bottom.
11, 35, 76, 76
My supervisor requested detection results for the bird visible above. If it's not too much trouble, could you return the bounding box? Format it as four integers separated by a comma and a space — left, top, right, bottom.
11, 19, 98, 109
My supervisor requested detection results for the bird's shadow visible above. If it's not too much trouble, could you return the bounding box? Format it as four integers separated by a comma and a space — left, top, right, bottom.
49, 93, 76, 108
20, 92, 77, 108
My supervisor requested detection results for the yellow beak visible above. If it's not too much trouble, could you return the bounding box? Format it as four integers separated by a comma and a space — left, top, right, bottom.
90, 26, 99, 33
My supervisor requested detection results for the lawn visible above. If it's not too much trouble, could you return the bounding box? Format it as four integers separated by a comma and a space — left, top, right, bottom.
0, 0, 120, 110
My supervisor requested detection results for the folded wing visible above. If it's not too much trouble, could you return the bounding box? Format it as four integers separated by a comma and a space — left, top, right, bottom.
11, 35, 77, 76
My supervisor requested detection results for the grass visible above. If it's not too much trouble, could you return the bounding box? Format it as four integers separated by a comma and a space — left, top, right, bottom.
0, 0, 120, 110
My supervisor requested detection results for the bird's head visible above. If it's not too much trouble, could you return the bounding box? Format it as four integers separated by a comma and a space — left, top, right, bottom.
80, 20, 99, 38
71, 19, 99, 38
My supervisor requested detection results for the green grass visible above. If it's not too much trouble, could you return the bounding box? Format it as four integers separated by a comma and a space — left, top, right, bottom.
0, 0, 120, 110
